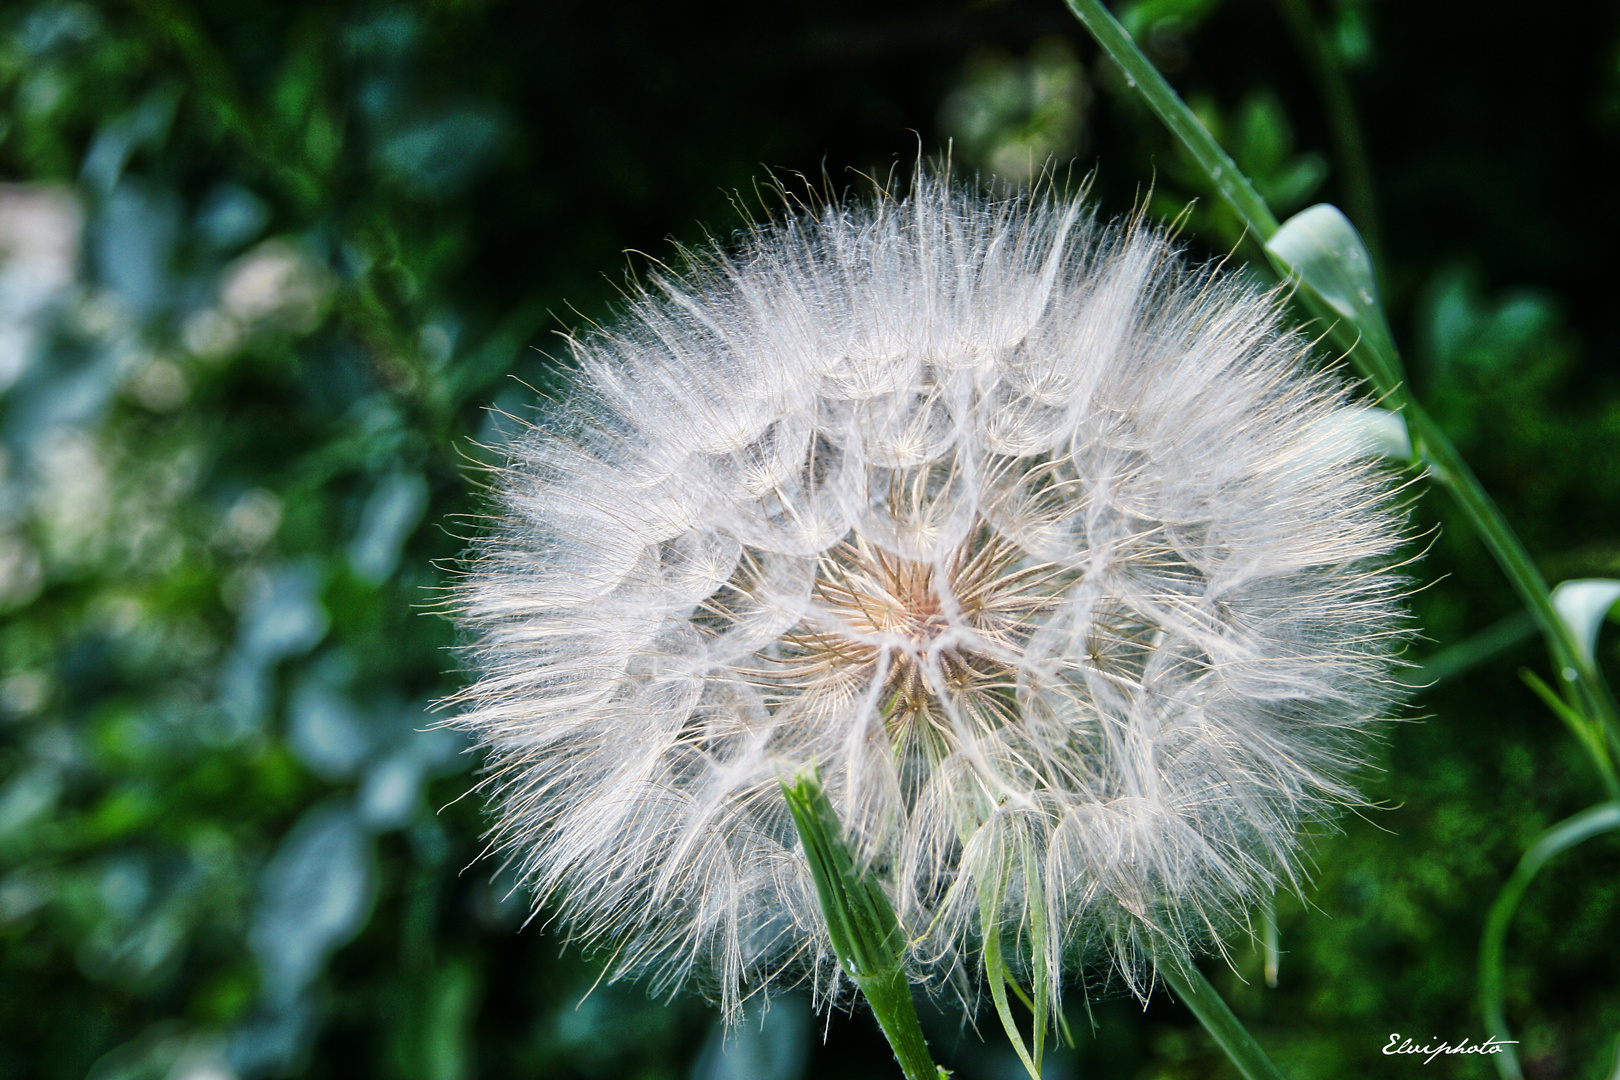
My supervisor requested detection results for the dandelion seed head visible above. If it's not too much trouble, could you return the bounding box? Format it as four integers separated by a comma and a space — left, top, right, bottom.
452, 177, 1410, 1019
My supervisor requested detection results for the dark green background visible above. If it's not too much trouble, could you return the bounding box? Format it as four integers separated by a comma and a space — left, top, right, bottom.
1, 1, 1617, 1078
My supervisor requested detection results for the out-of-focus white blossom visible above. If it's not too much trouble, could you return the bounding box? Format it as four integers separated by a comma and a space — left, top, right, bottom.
0, 184, 82, 392
180, 238, 329, 362
215, 238, 331, 339
127, 355, 189, 411
33, 427, 110, 564
453, 180, 1409, 1018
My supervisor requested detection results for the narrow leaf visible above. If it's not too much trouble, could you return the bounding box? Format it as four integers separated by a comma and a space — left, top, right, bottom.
1520, 669, 1617, 797
1550, 578, 1620, 667
1479, 801, 1620, 1080
1158, 963, 1288, 1080
1265, 203, 1401, 380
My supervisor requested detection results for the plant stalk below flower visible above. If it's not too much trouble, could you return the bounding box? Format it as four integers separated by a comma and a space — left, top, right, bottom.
780, 769, 945, 1080
1159, 963, 1288, 1080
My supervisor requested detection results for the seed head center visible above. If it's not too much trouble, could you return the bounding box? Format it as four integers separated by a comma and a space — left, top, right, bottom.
757, 523, 1068, 748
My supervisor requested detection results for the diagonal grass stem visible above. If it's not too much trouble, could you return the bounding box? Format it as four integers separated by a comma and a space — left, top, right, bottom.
1062, 0, 1619, 770
1158, 962, 1288, 1080
1405, 611, 1537, 690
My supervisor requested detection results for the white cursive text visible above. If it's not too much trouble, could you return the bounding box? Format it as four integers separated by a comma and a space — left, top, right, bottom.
1383, 1034, 1520, 1065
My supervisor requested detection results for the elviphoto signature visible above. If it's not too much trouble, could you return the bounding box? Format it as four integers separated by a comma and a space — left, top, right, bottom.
1384, 1034, 1520, 1064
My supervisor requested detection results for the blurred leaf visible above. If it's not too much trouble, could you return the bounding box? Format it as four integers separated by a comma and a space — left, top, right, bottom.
692, 998, 810, 1080
92, 180, 181, 319
79, 84, 178, 196
1116, 0, 1222, 39
374, 108, 508, 200
248, 800, 374, 1009
348, 471, 427, 585
287, 670, 370, 781
194, 184, 269, 253
938, 39, 1089, 186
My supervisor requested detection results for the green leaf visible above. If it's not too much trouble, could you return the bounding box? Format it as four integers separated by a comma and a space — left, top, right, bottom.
1158, 963, 1288, 1080
1550, 578, 1620, 666
779, 769, 902, 980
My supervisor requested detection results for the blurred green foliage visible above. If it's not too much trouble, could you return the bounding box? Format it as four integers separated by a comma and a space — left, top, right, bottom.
0, 1, 1617, 1079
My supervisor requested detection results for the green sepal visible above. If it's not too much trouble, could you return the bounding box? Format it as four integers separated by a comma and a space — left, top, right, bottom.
779, 768, 941, 1080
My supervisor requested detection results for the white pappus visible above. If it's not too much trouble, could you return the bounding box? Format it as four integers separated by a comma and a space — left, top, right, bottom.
449, 177, 1410, 1022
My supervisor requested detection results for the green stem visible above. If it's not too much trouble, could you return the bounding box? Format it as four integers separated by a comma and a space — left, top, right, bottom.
1408, 407, 1620, 742
1063, 0, 1620, 766
1064, 0, 1278, 237
1478, 801, 1620, 1080
860, 967, 940, 1080
1519, 670, 1620, 800
1159, 963, 1288, 1080
1407, 610, 1536, 689
780, 770, 942, 1080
